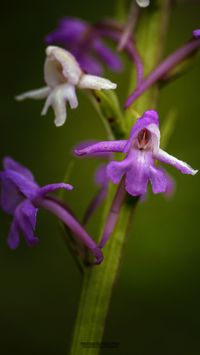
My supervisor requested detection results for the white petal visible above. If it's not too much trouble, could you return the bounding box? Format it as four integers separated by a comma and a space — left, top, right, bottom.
45, 46, 82, 87
54, 101, 67, 127
78, 74, 117, 90
15, 87, 50, 101
147, 123, 160, 153
41, 94, 52, 116
41, 87, 67, 126
40, 84, 78, 127
62, 84, 78, 109
136, 0, 150, 8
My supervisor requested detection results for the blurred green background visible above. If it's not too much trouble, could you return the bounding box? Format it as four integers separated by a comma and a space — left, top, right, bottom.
1, 0, 200, 354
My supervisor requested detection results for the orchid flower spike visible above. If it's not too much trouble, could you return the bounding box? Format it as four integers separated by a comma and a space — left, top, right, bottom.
0, 157, 103, 264
75, 110, 198, 197
16, 46, 117, 127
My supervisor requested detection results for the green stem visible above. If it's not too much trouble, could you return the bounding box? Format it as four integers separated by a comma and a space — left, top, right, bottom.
69, 2, 171, 355
69, 186, 137, 355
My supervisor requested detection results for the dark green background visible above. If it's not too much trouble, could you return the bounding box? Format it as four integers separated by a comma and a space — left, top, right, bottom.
0, 1, 200, 354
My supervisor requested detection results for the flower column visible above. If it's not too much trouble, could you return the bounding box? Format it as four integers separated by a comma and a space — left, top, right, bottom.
69, 1, 171, 355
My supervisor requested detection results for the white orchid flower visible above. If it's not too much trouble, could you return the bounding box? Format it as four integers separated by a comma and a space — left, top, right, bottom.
16, 46, 117, 127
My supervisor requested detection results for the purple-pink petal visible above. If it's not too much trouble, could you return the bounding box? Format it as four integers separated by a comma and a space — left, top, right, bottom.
193, 29, 200, 38
75, 140, 126, 156
149, 166, 169, 194
0, 173, 24, 214
38, 183, 73, 197
124, 151, 152, 196
3, 157, 35, 181
107, 159, 129, 185
4, 170, 38, 199
77, 53, 103, 75
154, 149, 198, 175
45, 17, 87, 46
75, 140, 112, 158
93, 39, 123, 71
7, 201, 39, 249
16, 201, 39, 247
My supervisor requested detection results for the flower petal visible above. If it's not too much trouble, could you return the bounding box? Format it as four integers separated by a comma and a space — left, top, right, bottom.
45, 46, 82, 86
4, 170, 38, 199
75, 140, 126, 156
155, 149, 198, 175
0, 173, 23, 214
77, 53, 103, 75
16, 201, 39, 247
7, 201, 39, 249
15, 87, 50, 101
38, 183, 73, 197
63, 84, 78, 109
41, 88, 67, 127
107, 158, 130, 184
149, 166, 169, 194
136, 0, 150, 7
41, 84, 78, 126
45, 17, 87, 46
193, 29, 200, 39
93, 39, 122, 72
75, 140, 113, 158
124, 151, 152, 196
78, 74, 117, 90
3, 157, 35, 181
